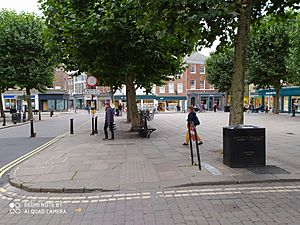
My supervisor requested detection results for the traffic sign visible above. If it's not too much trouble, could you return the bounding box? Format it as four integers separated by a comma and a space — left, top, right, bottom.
87, 76, 97, 86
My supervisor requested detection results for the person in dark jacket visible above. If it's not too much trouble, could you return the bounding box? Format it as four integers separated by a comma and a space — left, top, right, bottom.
103, 102, 115, 140
183, 106, 203, 145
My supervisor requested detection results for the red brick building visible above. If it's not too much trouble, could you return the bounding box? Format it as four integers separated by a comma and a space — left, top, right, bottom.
156, 52, 225, 111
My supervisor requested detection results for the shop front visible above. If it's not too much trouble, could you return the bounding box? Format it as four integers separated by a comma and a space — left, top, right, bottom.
69, 94, 84, 110
113, 95, 186, 112
258, 87, 300, 113
39, 93, 69, 111
156, 96, 187, 111
188, 93, 225, 111
3, 93, 38, 112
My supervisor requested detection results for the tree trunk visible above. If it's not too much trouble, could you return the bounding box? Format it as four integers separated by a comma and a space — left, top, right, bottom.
0, 91, 4, 118
110, 87, 114, 106
126, 86, 131, 123
274, 83, 281, 114
125, 75, 140, 130
229, 1, 253, 126
26, 88, 33, 120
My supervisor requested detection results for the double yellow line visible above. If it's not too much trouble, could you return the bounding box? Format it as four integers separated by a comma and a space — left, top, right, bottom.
0, 134, 65, 179
0, 119, 90, 193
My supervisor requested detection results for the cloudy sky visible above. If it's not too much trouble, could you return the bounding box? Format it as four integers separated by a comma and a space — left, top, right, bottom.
0, 0, 40, 13
0, 0, 217, 55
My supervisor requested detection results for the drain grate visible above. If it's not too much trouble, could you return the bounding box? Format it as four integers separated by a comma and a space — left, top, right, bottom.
247, 165, 290, 174
214, 203, 242, 213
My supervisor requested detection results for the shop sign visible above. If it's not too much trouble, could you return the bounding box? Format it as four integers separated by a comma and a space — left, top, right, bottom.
266, 91, 276, 96
85, 89, 100, 95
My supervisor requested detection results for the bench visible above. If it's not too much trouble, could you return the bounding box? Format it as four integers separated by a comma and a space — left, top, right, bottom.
138, 110, 156, 138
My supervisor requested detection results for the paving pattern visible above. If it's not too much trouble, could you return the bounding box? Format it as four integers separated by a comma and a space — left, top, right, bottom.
1, 182, 300, 225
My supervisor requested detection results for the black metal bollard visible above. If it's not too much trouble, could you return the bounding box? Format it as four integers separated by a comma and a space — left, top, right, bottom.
39, 111, 41, 120
50, 110, 53, 117
94, 116, 98, 134
23, 112, 26, 122
194, 128, 201, 170
12, 114, 17, 124
30, 119, 36, 137
70, 118, 74, 134
292, 107, 296, 117
90, 117, 95, 135
188, 122, 194, 165
2, 114, 6, 126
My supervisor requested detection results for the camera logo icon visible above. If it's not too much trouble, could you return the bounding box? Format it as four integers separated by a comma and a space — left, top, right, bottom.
9, 202, 21, 214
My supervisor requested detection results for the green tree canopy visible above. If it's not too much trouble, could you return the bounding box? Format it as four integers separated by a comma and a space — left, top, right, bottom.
39, 0, 223, 128
206, 47, 234, 94
0, 10, 18, 116
286, 13, 300, 85
247, 13, 295, 114
0, 10, 57, 119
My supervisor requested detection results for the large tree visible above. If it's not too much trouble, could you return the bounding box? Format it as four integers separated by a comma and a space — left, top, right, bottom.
206, 47, 234, 106
40, 0, 299, 127
247, 13, 294, 114
39, 0, 219, 129
286, 13, 300, 85
0, 10, 56, 120
0, 10, 18, 117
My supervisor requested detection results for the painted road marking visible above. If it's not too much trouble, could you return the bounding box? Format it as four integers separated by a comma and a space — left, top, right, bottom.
0, 119, 90, 189
0, 134, 65, 178
202, 162, 223, 175
1, 184, 300, 205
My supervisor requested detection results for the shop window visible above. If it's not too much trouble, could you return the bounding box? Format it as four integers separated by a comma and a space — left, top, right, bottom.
48, 100, 55, 110
57, 100, 64, 110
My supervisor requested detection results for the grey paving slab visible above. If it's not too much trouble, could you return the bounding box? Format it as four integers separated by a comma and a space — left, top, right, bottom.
7, 112, 300, 193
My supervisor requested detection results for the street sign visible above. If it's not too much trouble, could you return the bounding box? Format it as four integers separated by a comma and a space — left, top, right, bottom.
85, 89, 100, 95
87, 76, 97, 86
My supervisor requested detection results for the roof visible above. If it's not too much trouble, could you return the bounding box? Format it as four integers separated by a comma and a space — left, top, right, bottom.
185, 52, 207, 64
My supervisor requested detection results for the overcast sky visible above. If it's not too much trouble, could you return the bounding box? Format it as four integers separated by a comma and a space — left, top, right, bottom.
0, 0, 217, 56
0, 0, 40, 13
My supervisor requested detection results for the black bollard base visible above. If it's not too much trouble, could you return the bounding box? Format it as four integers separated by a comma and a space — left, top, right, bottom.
30, 119, 36, 137
70, 118, 74, 134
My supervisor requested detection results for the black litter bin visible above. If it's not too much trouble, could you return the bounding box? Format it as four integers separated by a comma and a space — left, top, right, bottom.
12, 113, 22, 123
223, 125, 265, 168
224, 106, 230, 112
10, 108, 17, 114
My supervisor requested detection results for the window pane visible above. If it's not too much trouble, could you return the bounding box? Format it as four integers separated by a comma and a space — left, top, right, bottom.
160, 85, 165, 93
190, 65, 196, 73
200, 80, 205, 89
48, 100, 55, 110
190, 80, 196, 89
177, 83, 183, 93
169, 83, 174, 93
57, 100, 64, 110
200, 65, 205, 74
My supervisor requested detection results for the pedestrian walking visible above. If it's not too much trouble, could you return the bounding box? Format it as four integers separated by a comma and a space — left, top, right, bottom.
213, 103, 217, 112
183, 106, 203, 145
176, 104, 181, 112
265, 105, 269, 113
103, 102, 115, 140
118, 103, 122, 116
